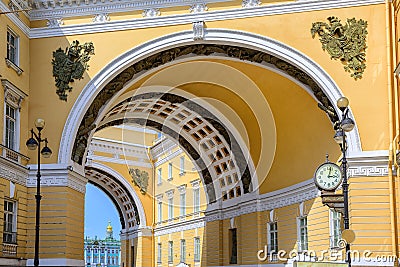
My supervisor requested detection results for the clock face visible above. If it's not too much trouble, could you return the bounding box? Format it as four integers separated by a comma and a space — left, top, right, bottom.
314, 162, 342, 191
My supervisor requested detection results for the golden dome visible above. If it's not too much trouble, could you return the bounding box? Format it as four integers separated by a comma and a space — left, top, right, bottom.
106, 221, 113, 232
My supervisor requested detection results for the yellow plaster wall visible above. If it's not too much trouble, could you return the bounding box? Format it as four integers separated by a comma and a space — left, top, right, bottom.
0, 178, 28, 258
26, 186, 84, 259
27, 4, 389, 166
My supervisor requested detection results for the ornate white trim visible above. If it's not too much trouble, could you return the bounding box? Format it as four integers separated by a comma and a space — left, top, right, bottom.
93, 13, 109, 22
190, 179, 200, 188
154, 217, 205, 236
1, 79, 27, 109
165, 188, 175, 198
26, 163, 87, 193
151, 137, 178, 161
190, 3, 208, 13
0, 156, 28, 185
28, 0, 384, 38
46, 18, 64, 27
90, 137, 149, 157
242, 0, 260, 8
193, 21, 205, 40
120, 226, 152, 240
0, 1, 30, 37
177, 184, 187, 194
205, 179, 319, 222
347, 150, 389, 177
142, 8, 160, 17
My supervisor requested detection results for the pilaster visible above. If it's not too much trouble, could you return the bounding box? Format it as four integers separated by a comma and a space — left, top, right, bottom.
26, 164, 87, 266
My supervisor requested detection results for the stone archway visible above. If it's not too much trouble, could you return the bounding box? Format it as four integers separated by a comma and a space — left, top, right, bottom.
58, 29, 361, 172
84, 162, 147, 231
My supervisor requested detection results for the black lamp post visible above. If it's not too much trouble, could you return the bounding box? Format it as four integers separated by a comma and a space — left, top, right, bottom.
333, 97, 355, 267
26, 119, 52, 267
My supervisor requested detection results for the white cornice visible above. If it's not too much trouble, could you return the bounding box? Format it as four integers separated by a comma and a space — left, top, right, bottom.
26, 163, 88, 193
0, 156, 28, 185
0, 1, 30, 37
347, 150, 390, 177
154, 217, 205, 236
28, 0, 384, 38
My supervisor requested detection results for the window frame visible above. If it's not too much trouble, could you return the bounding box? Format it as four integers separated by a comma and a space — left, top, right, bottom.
157, 168, 162, 185
193, 187, 200, 213
6, 28, 19, 66
179, 156, 185, 175
194, 237, 200, 262
168, 162, 173, 180
168, 241, 173, 263
157, 201, 162, 223
180, 192, 186, 217
5, 103, 17, 150
297, 216, 308, 252
157, 243, 162, 264
180, 239, 186, 263
329, 209, 342, 249
267, 221, 278, 255
168, 197, 173, 220
3, 199, 17, 244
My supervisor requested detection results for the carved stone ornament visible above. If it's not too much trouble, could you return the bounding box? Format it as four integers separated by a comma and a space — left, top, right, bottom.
129, 168, 149, 194
311, 16, 368, 79
52, 40, 95, 101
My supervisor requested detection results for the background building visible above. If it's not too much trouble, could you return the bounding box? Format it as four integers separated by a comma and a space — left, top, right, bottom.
84, 222, 121, 267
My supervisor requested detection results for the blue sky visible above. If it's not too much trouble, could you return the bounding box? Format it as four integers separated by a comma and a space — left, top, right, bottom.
84, 183, 122, 239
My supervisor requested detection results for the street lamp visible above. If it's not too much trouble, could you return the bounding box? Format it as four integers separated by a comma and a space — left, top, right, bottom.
26, 119, 52, 267
333, 97, 355, 267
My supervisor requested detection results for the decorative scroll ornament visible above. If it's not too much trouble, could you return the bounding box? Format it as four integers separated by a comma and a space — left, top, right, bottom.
311, 16, 368, 79
129, 168, 149, 194
52, 40, 95, 101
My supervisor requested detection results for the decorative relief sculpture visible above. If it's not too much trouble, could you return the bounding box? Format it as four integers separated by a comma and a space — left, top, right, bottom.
129, 168, 149, 194
311, 16, 368, 79
52, 40, 95, 101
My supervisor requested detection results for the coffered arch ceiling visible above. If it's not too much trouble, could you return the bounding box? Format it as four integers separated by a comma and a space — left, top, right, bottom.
71, 42, 346, 201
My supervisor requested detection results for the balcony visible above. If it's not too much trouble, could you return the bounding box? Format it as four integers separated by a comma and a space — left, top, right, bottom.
0, 144, 29, 164
2, 232, 17, 257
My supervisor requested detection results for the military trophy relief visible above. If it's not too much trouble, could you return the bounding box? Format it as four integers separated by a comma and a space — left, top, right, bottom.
311, 16, 368, 80
129, 168, 149, 195
52, 40, 95, 101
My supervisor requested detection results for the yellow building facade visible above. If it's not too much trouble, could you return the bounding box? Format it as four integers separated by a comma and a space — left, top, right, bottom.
0, 0, 400, 266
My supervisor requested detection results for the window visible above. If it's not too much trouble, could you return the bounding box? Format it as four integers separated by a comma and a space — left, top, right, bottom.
193, 188, 200, 213
157, 201, 162, 223
168, 241, 173, 263
298, 217, 308, 251
194, 237, 200, 262
3, 200, 16, 244
229, 228, 237, 264
180, 156, 185, 175
168, 197, 173, 220
180, 239, 186, 262
7, 29, 18, 65
267, 222, 278, 254
180, 192, 186, 217
157, 168, 162, 185
157, 243, 162, 264
168, 163, 173, 180
5, 104, 16, 150
330, 210, 342, 248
